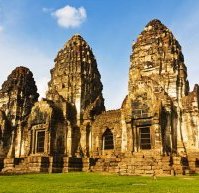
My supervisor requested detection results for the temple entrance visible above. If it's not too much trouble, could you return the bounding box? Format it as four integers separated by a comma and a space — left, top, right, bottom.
139, 127, 151, 150
102, 129, 114, 150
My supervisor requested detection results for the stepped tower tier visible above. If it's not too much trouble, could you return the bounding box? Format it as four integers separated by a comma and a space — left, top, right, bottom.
47, 34, 105, 125
129, 19, 189, 101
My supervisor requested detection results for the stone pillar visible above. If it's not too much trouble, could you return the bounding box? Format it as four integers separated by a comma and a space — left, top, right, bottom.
176, 108, 184, 152
64, 125, 67, 156
66, 124, 72, 157
15, 124, 22, 158
7, 131, 15, 158
80, 125, 87, 156
45, 130, 49, 155
121, 114, 127, 152
102, 136, 105, 155
153, 123, 162, 154
89, 127, 92, 156
126, 122, 133, 155
31, 129, 35, 154
132, 125, 137, 152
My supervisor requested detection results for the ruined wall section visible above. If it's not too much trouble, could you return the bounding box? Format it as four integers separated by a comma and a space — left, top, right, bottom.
0, 66, 39, 158
47, 34, 105, 125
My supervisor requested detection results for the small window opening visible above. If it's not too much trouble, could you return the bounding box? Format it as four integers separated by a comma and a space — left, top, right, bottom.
37, 131, 45, 153
103, 129, 114, 150
140, 127, 151, 149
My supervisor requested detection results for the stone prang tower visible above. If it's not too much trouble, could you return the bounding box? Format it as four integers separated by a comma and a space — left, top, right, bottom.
0, 67, 38, 160
47, 34, 105, 125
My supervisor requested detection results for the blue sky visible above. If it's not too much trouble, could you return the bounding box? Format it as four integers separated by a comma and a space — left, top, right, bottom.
0, 0, 199, 109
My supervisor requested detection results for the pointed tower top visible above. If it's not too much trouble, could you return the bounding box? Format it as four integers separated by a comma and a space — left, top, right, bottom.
9, 66, 31, 76
144, 19, 168, 32
146, 19, 163, 26
70, 33, 84, 40
63, 34, 91, 50
0, 66, 38, 94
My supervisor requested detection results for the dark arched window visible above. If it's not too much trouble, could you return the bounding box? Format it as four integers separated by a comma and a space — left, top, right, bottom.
103, 129, 114, 150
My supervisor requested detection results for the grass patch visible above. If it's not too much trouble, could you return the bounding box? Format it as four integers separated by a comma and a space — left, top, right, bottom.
0, 172, 199, 193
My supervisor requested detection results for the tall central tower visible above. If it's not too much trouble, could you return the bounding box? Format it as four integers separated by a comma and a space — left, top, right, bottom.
47, 34, 105, 125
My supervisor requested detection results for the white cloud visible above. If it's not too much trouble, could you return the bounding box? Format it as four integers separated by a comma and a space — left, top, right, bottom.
52, 5, 87, 28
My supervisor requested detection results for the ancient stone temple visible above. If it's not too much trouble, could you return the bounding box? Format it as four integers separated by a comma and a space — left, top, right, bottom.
0, 19, 199, 175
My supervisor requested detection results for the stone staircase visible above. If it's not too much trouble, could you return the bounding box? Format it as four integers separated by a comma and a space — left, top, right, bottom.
90, 152, 188, 176
1, 153, 198, 175
90, 158, 120, 173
